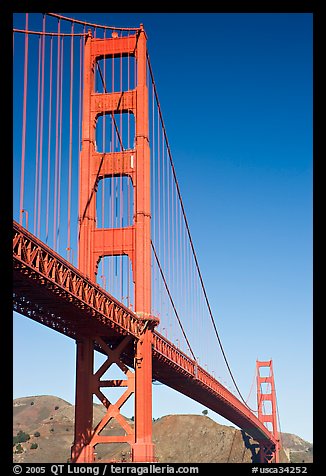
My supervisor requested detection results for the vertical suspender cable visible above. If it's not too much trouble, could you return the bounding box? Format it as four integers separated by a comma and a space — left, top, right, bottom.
53, 19, 61, 249
111, 52, 114, 292
67, 22, 74, 261
171, 161, 176, 339
37, 15, 46, 238
174, 164, 178, 330
101, 30, 106, 284
127, 41, 131, 306
157, 112, 162, 319
19, 13, 29, 227
103, 32, 107, 283
57, 35, 64, 250
151, 82, 155, 244
120, 44, 123, 301
161, 133, 165, 305
151, 81, 156, 317
189, 230, 194, 354
127, 48, 131, 226
76, 28, 84, 262
33, 35, 41, 235
45, 36, 53, 243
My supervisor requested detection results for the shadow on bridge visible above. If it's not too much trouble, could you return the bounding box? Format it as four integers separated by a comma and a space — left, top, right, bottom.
241, 430, 260, 463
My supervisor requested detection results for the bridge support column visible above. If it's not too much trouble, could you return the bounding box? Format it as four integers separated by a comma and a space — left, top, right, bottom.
71, 337, 95, 463
132, 329, 155, 462
71, 336, 136, 463
258, 441, 279, 463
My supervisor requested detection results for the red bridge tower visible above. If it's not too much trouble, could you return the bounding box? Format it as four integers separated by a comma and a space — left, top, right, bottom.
256, 360, 280, 463
71, 25, 156, 463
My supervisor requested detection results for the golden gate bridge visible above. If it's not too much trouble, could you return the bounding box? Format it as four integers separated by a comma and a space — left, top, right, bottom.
13, 13, 281, 463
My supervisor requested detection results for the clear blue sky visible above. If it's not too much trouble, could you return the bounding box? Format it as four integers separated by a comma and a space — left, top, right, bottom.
13, 13, 313, 444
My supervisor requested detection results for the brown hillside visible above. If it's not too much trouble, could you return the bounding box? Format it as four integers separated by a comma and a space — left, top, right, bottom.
13, 396, 310, 463
153, 414, 254, 463
280, 433, 313, 463
13, 396, 72, 435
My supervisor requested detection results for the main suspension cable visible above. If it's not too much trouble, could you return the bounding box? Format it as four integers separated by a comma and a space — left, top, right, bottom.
46, 13, 140, 32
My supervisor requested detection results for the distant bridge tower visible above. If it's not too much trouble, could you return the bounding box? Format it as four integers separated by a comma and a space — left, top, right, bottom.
71, 25, 156, 463
256, 360, 280, 463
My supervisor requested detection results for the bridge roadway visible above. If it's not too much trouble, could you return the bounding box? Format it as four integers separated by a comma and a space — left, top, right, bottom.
13, 220, 277, 447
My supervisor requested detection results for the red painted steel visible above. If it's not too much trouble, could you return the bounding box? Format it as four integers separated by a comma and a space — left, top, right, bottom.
256, 360, 280, 463
71, 336, 136, 462
76, 26, 155, 462
13, 221, 146, 339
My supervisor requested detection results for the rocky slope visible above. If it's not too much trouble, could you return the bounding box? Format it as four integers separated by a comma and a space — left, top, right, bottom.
280, 432, 313, 463
13, 396, 312, 463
